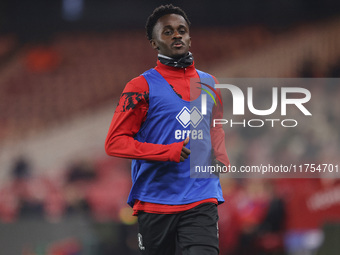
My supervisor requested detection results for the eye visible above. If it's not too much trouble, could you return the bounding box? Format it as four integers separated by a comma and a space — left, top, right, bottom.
163, 30, 173, 36
179, 29, 186, 34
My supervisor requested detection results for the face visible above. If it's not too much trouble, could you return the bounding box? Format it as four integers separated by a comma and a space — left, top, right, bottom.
151, 14, 191, 58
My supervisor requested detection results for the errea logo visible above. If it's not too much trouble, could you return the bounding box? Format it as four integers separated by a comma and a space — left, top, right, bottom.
175, 106, 204, 140
176, 106, 203, 128
174, 83, 219, 140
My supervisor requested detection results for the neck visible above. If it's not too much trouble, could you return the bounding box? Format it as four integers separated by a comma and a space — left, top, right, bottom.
158, 53, 186, 60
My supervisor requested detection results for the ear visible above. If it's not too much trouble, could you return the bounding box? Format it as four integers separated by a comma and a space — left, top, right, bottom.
150, 40, 159, 51
189, 37, 191, 48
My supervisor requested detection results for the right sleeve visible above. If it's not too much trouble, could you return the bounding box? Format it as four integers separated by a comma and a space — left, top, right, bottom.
210, 76, 230, 167
104, 76, 184, 162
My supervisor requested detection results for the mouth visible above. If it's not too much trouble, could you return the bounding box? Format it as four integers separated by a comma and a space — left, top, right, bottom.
172, 41, 184, 48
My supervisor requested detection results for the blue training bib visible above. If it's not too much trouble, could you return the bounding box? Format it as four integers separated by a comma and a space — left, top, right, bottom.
127, 68, 224, 207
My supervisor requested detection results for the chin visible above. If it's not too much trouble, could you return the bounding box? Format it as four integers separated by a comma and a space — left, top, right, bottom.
171, 52, 188, 59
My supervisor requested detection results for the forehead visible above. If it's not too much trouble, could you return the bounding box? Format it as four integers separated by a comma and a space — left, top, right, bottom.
155, 14, 189, 30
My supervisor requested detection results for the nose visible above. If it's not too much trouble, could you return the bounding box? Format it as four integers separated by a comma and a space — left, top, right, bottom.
173, 30, 182, 39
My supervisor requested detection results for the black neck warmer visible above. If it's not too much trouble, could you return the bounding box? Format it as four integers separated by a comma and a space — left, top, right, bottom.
158, 52, 194, 68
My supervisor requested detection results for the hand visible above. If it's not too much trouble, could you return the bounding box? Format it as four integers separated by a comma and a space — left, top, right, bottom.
213, 159, 225, 168
180, 136, 191, 162
213, 159, 225, 176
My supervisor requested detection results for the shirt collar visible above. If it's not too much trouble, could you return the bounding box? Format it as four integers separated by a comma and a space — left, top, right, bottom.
155, 60, 197, 78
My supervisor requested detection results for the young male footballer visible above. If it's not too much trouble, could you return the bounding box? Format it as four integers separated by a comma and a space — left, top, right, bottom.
105, 5, 229, 255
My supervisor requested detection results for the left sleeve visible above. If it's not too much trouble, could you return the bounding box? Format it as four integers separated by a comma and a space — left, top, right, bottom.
210, 76, 230, 167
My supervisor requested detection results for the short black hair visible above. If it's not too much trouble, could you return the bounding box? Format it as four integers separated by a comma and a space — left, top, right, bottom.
145, 4, 191, 41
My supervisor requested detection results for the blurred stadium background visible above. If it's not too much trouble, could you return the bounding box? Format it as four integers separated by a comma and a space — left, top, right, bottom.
1, 0, 340, 254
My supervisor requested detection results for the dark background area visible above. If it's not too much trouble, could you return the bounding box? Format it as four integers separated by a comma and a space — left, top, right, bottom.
1, 0, 340, 42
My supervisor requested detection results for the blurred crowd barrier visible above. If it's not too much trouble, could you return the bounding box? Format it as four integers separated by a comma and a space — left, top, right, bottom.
1, 17, 340, 255
213, 17, 340, 78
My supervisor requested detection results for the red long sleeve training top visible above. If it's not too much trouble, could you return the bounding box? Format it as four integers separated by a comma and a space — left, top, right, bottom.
105, 60, 229, 215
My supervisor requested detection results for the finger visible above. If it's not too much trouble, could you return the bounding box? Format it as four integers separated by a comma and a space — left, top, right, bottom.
183, 136, 190, 146
181, 150, 189, 159
182, 147, 191, 155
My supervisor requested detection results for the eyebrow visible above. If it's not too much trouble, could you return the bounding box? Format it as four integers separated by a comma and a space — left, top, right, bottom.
162, 24, 188, 30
